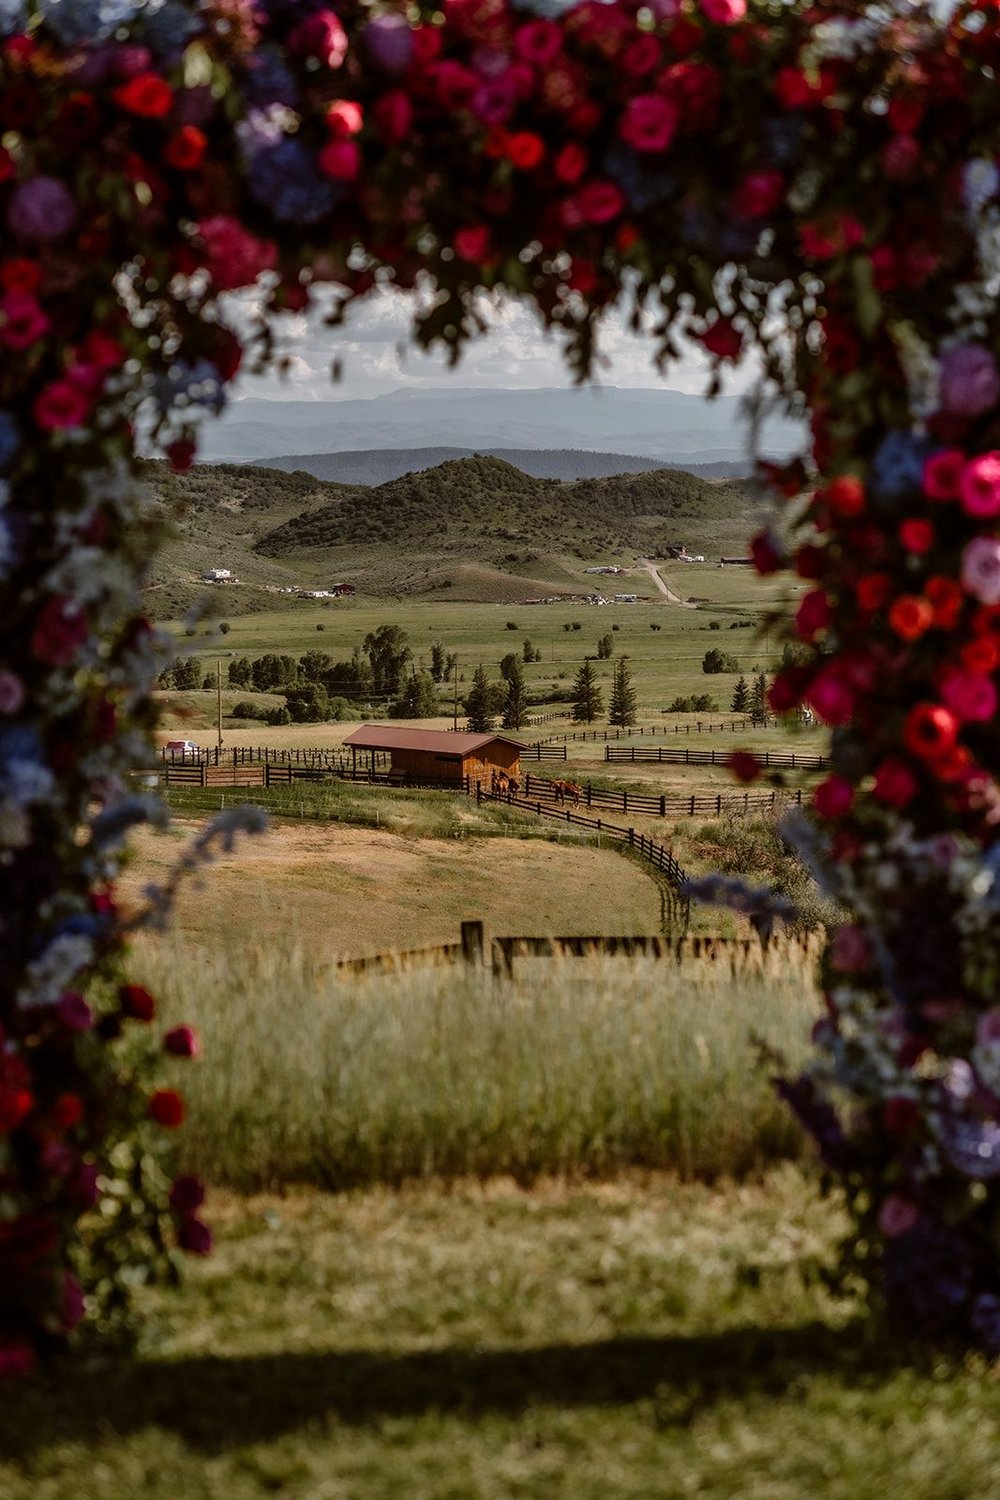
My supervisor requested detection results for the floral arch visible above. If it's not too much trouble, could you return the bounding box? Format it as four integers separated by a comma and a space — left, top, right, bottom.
3, 0, 1000, 1369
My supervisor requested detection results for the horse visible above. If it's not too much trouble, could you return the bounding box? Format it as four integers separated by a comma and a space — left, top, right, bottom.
493, 771, 509, 797
506, 776, 520, 798
551, 779, 581, 806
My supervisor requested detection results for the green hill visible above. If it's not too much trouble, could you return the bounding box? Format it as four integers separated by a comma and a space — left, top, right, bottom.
143, 455, 765, 615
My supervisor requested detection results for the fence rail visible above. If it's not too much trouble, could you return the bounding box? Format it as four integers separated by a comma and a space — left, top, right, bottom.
605, 744, 829, 771
520, 772, 804, 819
537, 717, 780, 743
335, 920, 820, 978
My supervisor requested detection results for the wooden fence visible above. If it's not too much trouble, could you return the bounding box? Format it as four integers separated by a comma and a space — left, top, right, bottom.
605, 744, 829, 771
335, 919, 820, 978
160, 742, 566, 768
537, 717, 777, 743
519, 772, 804, 819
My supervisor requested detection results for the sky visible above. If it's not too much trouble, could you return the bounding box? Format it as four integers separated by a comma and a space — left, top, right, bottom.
228, 285, 748, 405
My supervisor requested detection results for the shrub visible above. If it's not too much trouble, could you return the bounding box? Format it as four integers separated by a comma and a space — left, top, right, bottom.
702, 648, 740, 674
231, 700, 263, 719
219, 621, 231, 635
505, 621, 519, 630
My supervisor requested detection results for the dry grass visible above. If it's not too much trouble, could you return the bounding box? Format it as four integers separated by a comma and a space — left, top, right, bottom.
136, 932, 820, 1192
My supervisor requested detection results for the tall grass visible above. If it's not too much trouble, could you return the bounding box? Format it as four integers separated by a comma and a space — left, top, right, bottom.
138, 936, 819, 1191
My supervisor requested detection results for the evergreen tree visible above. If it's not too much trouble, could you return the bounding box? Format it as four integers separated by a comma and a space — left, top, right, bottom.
597, 632, 614, 660
394, 670, 439, 719
572, 659, 604, 723
502, 660, 529, 730
430, 641, 446, 683
750, 672, 770, 724
731, 675, 750, 713
608, 656, 638, 726
499, 652, 520, 682
465, 664, 494, 732
172, 656, 201, 690
522, 638, 535, 663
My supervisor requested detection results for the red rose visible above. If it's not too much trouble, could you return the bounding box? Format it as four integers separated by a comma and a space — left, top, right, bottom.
822, 475, 866, 518
700, 317, 743, 361
812, 775, 855, 819
734, 169, 784, 219
727, 751, 761, 782
856, 572, 891, 613
505, 131, 544, 169
113, 74, 173, 119
903, 703, 958, 760
454, 225, 491, 262
148, 1090, 185, 1129
50, 1092, 84, 1132
795, 588, 832, 641
119, 983, 156, 1022
33, 378, 92, 431
873, 757, 919, 809
164, 1025, 200, 1059
178, 1217, 213, 1256
900, 517, 934, 553
888, 594, 934, 641
165, 126, 206, 171
0, 1053, 33, 1133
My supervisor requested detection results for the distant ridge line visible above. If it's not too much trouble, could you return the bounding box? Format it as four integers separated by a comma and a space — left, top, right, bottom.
248, 447, 751, 487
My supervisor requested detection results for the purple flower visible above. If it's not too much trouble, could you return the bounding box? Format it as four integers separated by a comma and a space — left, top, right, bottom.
938, 344, 1000, 418
364, 13, 414, 74
961, 536, 1000, 606
244, 138, 341, 225
57, 992, 93, 1031
178, 1217, 213, 1255
6, 177, 78, 244
937, 1114, 1000, 1180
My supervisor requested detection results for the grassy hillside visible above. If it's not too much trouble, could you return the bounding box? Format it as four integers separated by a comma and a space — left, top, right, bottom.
143, 461, 363, 619
252, 445, 753, 485
143, 454, 767, 614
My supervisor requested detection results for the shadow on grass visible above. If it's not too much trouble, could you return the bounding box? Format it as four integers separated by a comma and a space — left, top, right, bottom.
1, 1318, 918, 1457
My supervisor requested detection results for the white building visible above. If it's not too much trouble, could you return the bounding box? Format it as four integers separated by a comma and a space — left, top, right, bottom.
202, 567, 233, 582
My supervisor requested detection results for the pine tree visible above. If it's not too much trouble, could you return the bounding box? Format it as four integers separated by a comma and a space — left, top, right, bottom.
465, 663, 494, 732
502, 660, 529, 730
750, 672, 770, 724
430, 641, 445, 683
608, 656, 638, 727
395, 670, 438, 719
572, 659, 605, 724
731, 675, 750, 713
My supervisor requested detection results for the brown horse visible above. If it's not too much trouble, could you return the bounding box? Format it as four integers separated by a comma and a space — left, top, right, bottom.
551, 779, 582, 806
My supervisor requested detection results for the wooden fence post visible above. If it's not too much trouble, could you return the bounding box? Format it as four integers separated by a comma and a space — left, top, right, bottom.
461, 920, 485, 966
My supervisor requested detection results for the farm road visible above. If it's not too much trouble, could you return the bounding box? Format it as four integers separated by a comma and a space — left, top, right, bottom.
638, 559, 697, 607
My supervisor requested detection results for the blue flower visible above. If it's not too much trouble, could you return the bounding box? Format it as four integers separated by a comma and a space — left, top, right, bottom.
244, 46, 300, 108
0, 0, 26, 38
868, 430, 934, 506
0, 411, 19, 471
38, 0, 140, 45
603, 144, 675, 214
0, 724, 41, 771
937, 1114, 1000, 1180
140, 0, 201, 62
245, 138, 342, 225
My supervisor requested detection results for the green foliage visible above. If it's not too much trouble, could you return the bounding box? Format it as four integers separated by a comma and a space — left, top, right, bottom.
751, 671, 771, 724
505, 620, 519, 629
667, 694, 718, 712
572, 659, 604, 723
394, 670, 439, 719
282, 683, 330, 723
363, 624, 411, 695
501, 659, 529, 730
596, 632, 614, 659
218, 621, 230, 635
465, 664, 495, 732
702, 647, 740, 674
608, 656, 638, 727
230, 700, 263, 720
731, 675, 751, 713
430, 641, 446, 683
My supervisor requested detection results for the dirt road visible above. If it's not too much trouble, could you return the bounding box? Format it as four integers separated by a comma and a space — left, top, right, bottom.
639, 559, 697, 607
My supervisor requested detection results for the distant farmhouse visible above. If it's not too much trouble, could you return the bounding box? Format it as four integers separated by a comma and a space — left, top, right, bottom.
202, 567, 236, 583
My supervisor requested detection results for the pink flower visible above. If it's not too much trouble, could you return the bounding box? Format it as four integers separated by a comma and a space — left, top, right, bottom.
619, 94, 679, 153
288, 11, 348, 68
734, 169, 784, 219
57, 992, 93, 1032
961, 535, 1000, 605
318, 139, 360, 181
938, 344, 1000, 418
0, 669, 25, 715
33, 379, 92, 431
196, 215, 277, 292
812, 775, 855, 819
878, 1193, 921, 1238
373, 90, 412, 144
564, 181, 625, 227
795, 588, 832, 641
940, 669, 998, 723
513, 19, 562, 66
923, 448, 965, 501
873, 757, 919, 808
326, 100, 363, 137
806, 671, 855, 725
700, 0, 746, 23
959, 452, 1000, 518
0, 291, 49, 350
6, 176, 77, 243
454, 225, 491, 262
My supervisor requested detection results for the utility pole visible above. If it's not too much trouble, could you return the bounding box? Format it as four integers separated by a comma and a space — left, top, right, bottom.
453, 663, 459, 730
216, 659, 223, 754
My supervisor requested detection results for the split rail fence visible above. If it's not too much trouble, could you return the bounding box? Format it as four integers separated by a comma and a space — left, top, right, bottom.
518, 772, 804, 820
605, 745, 829, 771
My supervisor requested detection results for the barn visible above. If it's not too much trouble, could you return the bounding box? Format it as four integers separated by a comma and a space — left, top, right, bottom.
342, 725, 525, 787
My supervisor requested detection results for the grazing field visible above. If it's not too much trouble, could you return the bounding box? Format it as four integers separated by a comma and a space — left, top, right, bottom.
7, 1172, 1000, 1500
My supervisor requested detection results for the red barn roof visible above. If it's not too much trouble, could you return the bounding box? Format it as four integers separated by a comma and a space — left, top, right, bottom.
343, 725, 527, 759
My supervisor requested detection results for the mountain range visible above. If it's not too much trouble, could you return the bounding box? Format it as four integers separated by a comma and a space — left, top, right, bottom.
199, 386, 801, 467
